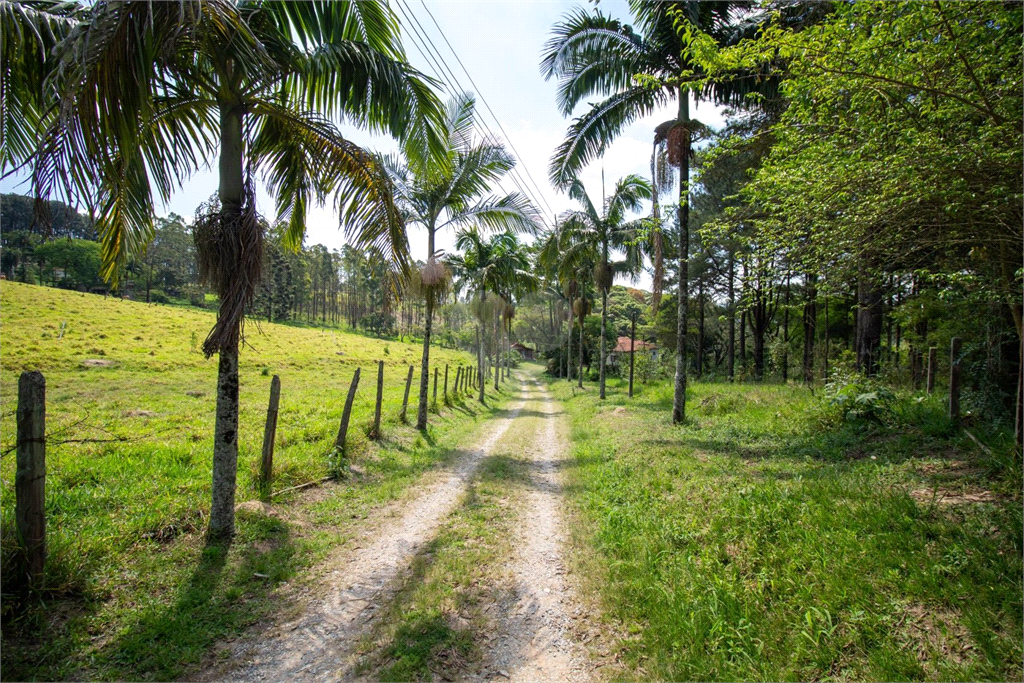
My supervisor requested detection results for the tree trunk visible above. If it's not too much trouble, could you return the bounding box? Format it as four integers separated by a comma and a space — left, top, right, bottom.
728, 253, 735, 381
740, 310, 747, 374
672, 92, 691, 424
599, 288, 608, 399
578, 314, 585, 388
566, 295, 573, 382
856, 275, 883, 376
629, 317, 636, 398
493, 316, 500, 391
696, 285, 704, 378
782, 275, 791, 382
416, 296, 433, 430
477, 325, 485, 403
210, 345, 239, 538
209, 100, 244, 540
803, 273, 817, 385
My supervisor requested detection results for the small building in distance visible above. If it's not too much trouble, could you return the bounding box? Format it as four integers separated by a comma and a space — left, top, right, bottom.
511, 342, 535, 361
608, 336, 658, 367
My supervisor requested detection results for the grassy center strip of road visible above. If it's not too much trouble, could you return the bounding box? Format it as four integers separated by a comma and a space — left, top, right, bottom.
548, 375, 1022, 682
351, 372, 564, 682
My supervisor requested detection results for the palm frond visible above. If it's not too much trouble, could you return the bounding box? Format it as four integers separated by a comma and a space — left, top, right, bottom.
549, 85, 669, 189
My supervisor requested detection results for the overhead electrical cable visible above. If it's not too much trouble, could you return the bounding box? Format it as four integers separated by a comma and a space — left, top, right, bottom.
394, 0, 554, 228
419, 0, 556, 218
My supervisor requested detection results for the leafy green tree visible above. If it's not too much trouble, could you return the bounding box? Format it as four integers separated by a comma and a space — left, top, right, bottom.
28, 0, 442, 537
35, 238, 102, 290
383, 93, 539, 429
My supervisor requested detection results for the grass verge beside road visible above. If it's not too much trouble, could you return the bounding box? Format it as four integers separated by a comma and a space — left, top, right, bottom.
550, 375, 1022, 681
0, 281, 510, 681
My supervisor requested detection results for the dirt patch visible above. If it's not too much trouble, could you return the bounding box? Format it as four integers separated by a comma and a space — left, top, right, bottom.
123, 409, 158, 418
901, 604, 976, 672
81, 359, 114, 368
235, 501, 280, 516
611, 406, 627, 415
910, 487, 1001, 506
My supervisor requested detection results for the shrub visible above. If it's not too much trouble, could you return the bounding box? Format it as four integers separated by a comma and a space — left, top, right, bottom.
821, 369, 897, 427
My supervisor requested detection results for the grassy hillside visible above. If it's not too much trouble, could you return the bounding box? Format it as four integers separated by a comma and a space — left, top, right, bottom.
0, 281, 505, 680
552, 376, 1022, 681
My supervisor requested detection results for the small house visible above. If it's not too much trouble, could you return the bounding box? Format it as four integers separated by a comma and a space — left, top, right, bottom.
511, 342, 535, 361
608, 336, 658, 366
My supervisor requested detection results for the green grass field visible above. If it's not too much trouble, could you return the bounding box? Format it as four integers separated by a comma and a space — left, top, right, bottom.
0, 281, 507, 681
550, 375, 1022, 682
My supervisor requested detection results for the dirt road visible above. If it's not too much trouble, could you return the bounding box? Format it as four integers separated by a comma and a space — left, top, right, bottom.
205, 369, 590, 682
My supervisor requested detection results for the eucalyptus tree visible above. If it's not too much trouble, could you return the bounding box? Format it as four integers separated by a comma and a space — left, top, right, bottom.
557, 175, 651, 399
383, 93, 539, 429
27, 0, 442, 538
542, 0, 757, 421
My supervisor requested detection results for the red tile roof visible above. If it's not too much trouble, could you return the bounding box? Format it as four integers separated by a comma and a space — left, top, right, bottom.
613, 336, 657, 353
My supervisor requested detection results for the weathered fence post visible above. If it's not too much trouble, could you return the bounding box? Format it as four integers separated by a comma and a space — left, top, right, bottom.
454, 367, 462, 399
260, 375, 281, 491
949, 337, 962, 422
926, 347, 937, 394
444, 364, 449, 404
370, 360, 384, 440
400, 365, 414, 422
432, 367, 439, 407
16, 370, 46, 587
335, 368, 361, 455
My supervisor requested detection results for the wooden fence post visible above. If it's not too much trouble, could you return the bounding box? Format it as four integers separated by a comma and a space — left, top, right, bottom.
926, 347, 937, 394
444, 364, 449, 404
949, 337, 962, 422
16, 370, 46, 587
371, 360, 384, 439
260, 375, 281, 491
400, 364, 414, 422
454, 366, 462, 399
432, 367, 439, 407
335, 368, 361, 454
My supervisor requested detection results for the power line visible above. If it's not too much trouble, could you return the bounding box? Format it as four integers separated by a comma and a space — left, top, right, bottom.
397, 0, 550, 225
419, 0, 556, 218
394, 0, 554, 228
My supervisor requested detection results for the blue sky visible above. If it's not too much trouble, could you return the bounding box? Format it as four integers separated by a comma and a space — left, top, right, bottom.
2, 1, 727, 286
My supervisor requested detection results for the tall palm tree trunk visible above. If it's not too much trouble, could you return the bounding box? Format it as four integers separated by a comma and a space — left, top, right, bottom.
416, 296, 434, 429
578, 314, 584, 388
566, 296, 573, 381
210, 102, 244, 539
416, 227, 437, 430
599, 288, 608, 399
672, 93, 691, 424
493, 315, 500, 391
477, 324, 485, 403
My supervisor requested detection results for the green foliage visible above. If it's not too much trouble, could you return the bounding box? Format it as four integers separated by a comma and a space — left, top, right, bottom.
0, 282, 508, 681
823, 374, 897, 427
548, 374, 1022, 681
34, 238, 102, 290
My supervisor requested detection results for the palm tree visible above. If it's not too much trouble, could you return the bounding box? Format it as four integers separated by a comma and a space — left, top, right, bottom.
542, 0, 754, 422
29, 0, 443, 538
557, 175, 651, 398
382, 93, 539, 429
449, 228, 537, 400
0, 0, 84, 173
